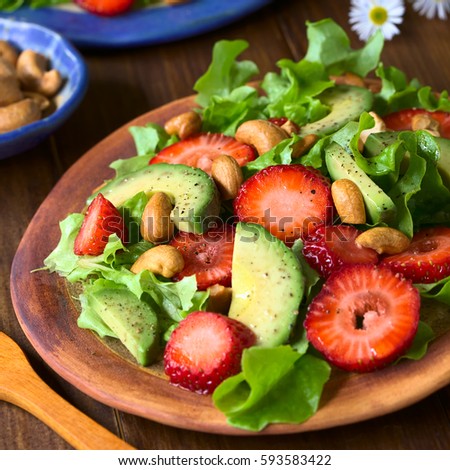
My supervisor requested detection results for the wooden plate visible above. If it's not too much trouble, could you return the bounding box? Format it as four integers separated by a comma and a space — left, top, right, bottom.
10, 95, 450, 435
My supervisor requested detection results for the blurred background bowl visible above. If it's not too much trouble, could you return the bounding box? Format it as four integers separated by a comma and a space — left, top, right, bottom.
0, 18, 88, 160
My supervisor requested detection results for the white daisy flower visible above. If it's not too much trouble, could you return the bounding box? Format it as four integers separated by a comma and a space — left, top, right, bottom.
410, 0, 450, 20
349, 0, 405, 41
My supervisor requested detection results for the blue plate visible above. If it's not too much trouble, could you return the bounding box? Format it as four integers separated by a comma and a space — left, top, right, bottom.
0, 19, 88, 159
0, 1, 272, 49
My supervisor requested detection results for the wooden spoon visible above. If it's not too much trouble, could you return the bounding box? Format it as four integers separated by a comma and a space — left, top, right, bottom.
0, 332, 135, 450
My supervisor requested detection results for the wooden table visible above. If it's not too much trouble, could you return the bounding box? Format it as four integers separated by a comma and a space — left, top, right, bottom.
1, 0, 449, 450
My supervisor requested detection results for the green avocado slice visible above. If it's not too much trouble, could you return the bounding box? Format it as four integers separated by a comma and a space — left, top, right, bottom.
228, 223, 304, 347
300, 85, 373, 137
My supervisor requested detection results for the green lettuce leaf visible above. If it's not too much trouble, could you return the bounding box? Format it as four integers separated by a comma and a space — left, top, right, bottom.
129, 123, 178, 157
304, 18, 384, 77
374, 64, 450, 115
416, 275, 450, 306
193, 39, 259, 108
261, 59, 332, 125
213, 346, 330, 431
397, 321, 435, 362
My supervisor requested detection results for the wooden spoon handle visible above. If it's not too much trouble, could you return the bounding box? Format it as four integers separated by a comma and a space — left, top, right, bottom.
5, 368, 135, 450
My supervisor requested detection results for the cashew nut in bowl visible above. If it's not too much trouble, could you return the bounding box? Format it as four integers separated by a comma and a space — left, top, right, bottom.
16, 49, 63, 97
23, 91, 51, 112
0, 57, 16, 79
0, 98, 41, 133
0, 40, 18, 67
0, 75, 23, 107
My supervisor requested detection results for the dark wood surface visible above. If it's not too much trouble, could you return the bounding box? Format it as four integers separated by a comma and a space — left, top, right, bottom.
1, 0, 449, 450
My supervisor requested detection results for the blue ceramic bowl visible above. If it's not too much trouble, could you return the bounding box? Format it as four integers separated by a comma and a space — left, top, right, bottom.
0, 18, 88, 160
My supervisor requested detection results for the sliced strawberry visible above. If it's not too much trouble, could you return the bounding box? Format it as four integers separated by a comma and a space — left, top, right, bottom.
380, 226, 450, 283
75, 0, 133, 16
150, 133, 256, 174
304, 264, 420, 372
74, 193, 127, 256
302, 225, 379, 278
164, 311, 256, 394
234, 164, 334, 244
169, 223, 234, 290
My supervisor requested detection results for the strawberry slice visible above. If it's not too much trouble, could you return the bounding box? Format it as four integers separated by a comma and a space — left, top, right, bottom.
169, 223, 234, 290
381, 226, 450, 283
164, 311, 256, 394
150, 133, 256, 174
302, 225, 379, 278
304, 264, 420, 372
75, 0, 133, 16
74, 193, 127, 256
234, 164, 334, 244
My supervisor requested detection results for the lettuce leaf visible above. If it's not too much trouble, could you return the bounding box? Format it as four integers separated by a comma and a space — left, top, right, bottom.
261, 59, 332, 125
213, 346, 330, 432
194, 39, 259, 108
304, 18, 384, 77
374, 64, 450, 115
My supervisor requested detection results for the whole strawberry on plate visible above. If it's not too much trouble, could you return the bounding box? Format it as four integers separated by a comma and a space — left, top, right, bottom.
75, 0, 133, 16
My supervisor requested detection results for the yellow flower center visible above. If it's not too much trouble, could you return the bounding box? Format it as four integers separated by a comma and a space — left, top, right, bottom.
369, 6, 388, 25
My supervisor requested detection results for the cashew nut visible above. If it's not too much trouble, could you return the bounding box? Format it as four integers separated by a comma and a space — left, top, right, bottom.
140, 192, 175, 244
23, 91, 51, 112
0, 98, 41, 133
355, 227, 410, 255
363, 77, 382, 93
0, 76, 23, 107
130, 245, 185, 278
358, 112, 386, 151
291, 134, 319, 158
207, 284, 232, 314
0, 57, 16, 79
235, 119, 289, 155
330, 72, 365, 88
164, 110, 202, 140
17, 49, 63, 97
280, 119, 300, 136
411, 113, 440, 137
211, 154, 243, 200
0, 40, 18, 66
331, 179, 366, 224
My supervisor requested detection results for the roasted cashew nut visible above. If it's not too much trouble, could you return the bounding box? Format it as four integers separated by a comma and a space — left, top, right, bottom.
0, 40, 18, 66
130, 245, 185, 278
0, 98, 41, 133
164, 110, 202, 140
235, 119, 289, 155
0, 57, 16, 79
16, 49, 63, 97
0, 76, 23, 107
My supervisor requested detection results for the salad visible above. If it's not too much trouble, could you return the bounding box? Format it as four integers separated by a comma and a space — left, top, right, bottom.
43, 18, 450, 432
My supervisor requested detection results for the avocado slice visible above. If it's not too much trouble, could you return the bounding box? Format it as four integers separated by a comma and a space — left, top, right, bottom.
365, 131, 450, 188
325, 142, 397, 224
88, 284, 159, 366
437, 137, 450, 188
228, 222, 304, 347
91, 163, 220, 234
300, 85, 373, 137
